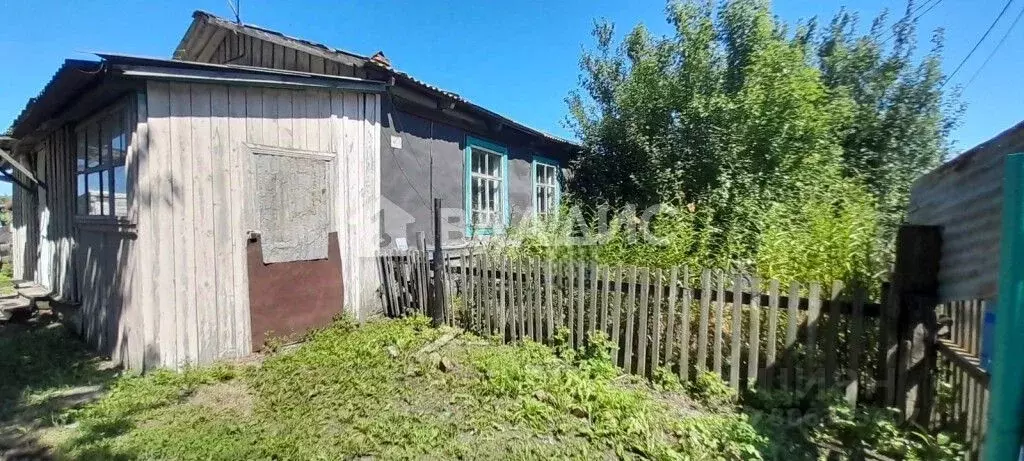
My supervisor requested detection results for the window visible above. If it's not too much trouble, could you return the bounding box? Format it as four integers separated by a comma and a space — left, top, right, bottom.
464, 136, 508, 236
76, 103, 130, 218
533, 156, 560, 218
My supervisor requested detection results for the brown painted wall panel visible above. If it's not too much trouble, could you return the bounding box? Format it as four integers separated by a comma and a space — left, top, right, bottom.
247, 231, 344, 349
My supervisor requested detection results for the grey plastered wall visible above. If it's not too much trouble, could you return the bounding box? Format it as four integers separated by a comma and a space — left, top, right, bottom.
379, 98, 570, 248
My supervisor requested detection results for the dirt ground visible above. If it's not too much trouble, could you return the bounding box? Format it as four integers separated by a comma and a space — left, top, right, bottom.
0, 312, 118, 460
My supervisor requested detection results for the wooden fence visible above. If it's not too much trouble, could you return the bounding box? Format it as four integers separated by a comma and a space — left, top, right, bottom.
377, 249, 888, 404
931, 300, 990, 457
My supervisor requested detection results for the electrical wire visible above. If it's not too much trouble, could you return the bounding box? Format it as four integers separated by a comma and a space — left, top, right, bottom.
879, 0, 943, 47
963, 3, 1024, 89
943, 0, 1017, 87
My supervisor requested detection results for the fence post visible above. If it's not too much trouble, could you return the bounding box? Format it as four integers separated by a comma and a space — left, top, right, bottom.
890, 224, 941, 425
431, 199, 445, 326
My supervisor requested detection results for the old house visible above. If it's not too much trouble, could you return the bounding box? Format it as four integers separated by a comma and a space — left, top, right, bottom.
4, 11, 575, 370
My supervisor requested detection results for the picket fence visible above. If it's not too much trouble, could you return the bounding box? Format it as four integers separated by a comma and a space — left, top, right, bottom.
377, 248, 890, 404
930, 300, 991, 456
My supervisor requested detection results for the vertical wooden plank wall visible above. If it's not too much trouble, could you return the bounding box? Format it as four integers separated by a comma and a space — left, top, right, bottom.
135, 81, 380, 370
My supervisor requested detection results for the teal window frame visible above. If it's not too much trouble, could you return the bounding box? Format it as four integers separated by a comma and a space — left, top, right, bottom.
532, 155, 561, 218
464, 135, 510, 237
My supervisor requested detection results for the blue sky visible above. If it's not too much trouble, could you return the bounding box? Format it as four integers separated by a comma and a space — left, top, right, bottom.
0, 0, 1020, 196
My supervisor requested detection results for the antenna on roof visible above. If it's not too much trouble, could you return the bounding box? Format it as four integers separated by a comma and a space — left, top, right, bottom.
226, 0, 241, 24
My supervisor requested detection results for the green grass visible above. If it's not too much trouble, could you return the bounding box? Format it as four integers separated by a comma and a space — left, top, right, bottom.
0, 316, 962, 460
47, 317, 768, 460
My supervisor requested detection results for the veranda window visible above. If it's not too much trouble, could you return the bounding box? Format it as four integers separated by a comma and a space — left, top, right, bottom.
465, 136, 508, 235
533, 158, 559, 218
76, 103, 129, 217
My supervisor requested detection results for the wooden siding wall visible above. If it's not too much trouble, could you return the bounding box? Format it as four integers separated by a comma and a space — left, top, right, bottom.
137, 81, 380, 370
10, 98, 136, 367
11, 151, 38, 283
907, 125, 1024, 302
33, 129, 77, 300
205, 31, 362, 78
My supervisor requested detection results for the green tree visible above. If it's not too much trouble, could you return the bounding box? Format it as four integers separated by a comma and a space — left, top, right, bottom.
568, 0, 854, 264
815, 3, 963, 246
564, 0, 959, 284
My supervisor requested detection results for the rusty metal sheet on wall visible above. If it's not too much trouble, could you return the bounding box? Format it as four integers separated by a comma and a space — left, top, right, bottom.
247, 231, 344, 349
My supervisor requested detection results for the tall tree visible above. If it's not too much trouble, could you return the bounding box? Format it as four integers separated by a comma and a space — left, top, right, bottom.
816, 3, 963, 244
568, 0, 852, 259
566, 0, 960, 275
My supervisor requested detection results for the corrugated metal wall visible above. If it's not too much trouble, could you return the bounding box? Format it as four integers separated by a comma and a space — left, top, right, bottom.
907, 122, 1024, 302
137, 81, 380, 370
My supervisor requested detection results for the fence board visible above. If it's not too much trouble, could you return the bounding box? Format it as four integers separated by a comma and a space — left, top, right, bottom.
765, 279, 780, 388
501, 257, 510, 342
637, 268, 651, 377
589, 262, 599, 337
807, 282, 822, 386
624, 267, 638, 374
545, 260, 554, 342
651, 269, 664, 374
714, 270, 726, 376
825, 280, 843, 385
534, 258, 542, 342
575, 262, 585, 347
515, 259, 525, 340
601, 266, 611, 336
611, 267, 624, 367
679, 267, 691, 381
665, 267, 679, 374
483, 254, 493, 335
747, 277, 761, 388
730, 274, 744, 390
846, 287, 865, 406
697, 269, 711, 372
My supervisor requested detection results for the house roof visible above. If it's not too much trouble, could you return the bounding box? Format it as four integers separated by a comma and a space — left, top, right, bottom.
176, 10, 578, 149
8, 53, 386, 140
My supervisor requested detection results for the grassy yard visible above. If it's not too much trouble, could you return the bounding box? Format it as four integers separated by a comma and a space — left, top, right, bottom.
0, 316, 961, 460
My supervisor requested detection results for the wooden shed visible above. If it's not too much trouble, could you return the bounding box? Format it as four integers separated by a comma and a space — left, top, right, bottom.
907, 120, 1024, 302
6, 54, 385, 370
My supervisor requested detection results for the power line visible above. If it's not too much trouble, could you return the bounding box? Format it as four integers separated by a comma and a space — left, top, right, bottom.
879, 0, 943, 47
963, 3, 1024, 89
943, 0, 1017, 87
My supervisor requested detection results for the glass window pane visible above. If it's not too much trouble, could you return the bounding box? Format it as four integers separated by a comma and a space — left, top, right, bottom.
77, 174, 87, 214
87, 173, 100, 215
99, 170, 109, 215
113, 165, 127, 216
76, 131, 86, 173
489, 154, 500, 177
112, 112, 126, 164
472, 149, 482, 174
102, 115, 115, 166
87, 123, 100, 168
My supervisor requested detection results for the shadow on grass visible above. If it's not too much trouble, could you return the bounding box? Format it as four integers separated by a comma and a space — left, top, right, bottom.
0, 312, 121, 458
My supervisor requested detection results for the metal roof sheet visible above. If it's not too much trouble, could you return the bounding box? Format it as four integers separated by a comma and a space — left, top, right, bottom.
9, 53, 387, 139
186, 10, 578, 148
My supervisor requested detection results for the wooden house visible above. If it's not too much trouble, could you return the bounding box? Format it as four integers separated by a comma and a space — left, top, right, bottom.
4, 11, 575, 371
